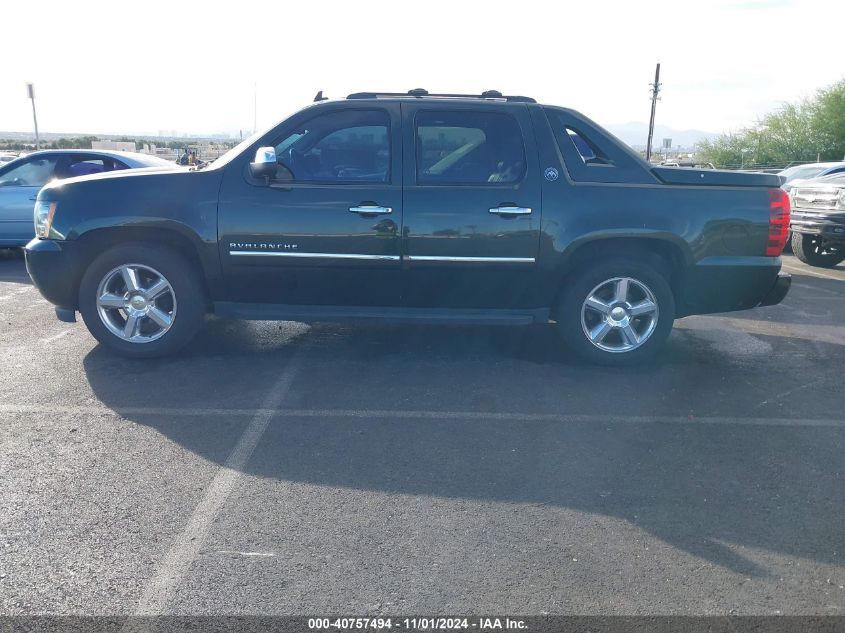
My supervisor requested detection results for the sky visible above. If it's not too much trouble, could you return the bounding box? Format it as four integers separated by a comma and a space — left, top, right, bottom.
1, 0, 843, 139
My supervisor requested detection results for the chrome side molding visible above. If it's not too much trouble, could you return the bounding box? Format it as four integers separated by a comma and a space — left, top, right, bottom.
405, 255, 535, 263
229, 251, 400, 261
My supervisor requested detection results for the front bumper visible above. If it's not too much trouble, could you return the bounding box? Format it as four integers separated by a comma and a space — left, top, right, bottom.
790, 209, 845, 242
24, 238, 83, 311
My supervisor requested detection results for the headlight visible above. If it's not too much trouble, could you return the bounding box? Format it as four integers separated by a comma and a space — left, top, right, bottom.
34, 200, 57, 238
838, 190, 845, 211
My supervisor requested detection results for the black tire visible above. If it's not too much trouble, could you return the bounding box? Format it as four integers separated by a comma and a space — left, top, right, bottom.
556, 258, 675, 366
791, 232, 844, 268
78, 243, 206, 358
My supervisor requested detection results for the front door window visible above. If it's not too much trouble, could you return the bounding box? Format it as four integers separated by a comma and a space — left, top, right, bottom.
272, 110, 390, 184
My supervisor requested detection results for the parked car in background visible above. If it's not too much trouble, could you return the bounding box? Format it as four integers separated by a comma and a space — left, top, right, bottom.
779, 162, 845, 193
789, 172, 845, 268
0, 153, 18, 165
0, 150, 174, 247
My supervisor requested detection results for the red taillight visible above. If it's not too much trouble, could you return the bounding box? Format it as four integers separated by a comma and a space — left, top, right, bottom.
766, 188, 790, 256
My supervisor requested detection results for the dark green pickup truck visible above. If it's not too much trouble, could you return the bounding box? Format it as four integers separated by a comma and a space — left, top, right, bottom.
25, 89, 791, 364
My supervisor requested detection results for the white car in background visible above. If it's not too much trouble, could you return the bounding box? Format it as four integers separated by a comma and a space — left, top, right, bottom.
780, 162, 845, 193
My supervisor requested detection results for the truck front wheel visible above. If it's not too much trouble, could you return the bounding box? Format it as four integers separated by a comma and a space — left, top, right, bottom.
78, 243, 206, 358
791, 232, 844, 268
556, 259, 675, 365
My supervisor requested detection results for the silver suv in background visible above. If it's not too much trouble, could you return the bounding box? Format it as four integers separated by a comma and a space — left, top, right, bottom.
789, 172, 845, 268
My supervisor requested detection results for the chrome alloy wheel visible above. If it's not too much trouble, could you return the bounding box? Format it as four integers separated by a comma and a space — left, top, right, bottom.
95, 264, 177, 343
580, 277, 659, 353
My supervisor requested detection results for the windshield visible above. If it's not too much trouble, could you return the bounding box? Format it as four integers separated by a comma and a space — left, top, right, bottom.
205, 110, 299, 170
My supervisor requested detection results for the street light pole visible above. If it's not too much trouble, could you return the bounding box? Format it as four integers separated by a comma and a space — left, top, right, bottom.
26, 83, 40, 150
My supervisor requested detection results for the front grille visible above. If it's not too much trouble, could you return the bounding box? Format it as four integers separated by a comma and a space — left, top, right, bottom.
791, 187, 841, 211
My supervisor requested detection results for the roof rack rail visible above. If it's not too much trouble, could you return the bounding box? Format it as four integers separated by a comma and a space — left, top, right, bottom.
346, 89, 536, 103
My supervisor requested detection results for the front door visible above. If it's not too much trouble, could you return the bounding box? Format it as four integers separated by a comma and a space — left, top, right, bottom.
218, 105, 403, 306
400, 103, 542, 309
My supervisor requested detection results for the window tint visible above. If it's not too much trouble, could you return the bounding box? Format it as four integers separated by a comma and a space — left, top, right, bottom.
0, 156, 59, 187
272, 110, 390, 184
55, 156, 128, 179
565, 127, 610, 165
416, 111, 525, 185
64, 158, 107, 178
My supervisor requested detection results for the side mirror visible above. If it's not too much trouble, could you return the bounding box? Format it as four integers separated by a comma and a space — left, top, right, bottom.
249, 147, 279, 180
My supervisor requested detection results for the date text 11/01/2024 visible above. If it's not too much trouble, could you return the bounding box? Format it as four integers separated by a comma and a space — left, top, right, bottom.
307, 617, 528, 630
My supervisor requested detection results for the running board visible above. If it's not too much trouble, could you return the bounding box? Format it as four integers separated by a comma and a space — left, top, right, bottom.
213, 302, 549, 326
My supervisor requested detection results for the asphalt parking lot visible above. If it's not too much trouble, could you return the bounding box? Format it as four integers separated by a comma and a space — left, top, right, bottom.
0, 248, 843, 616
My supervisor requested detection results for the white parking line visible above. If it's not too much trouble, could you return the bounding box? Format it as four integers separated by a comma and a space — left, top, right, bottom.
126, 346, 307, 619
782, 264, 845, 282
40, 330, 71, 344
0, 286, 33, 301
0, 403, 842, 428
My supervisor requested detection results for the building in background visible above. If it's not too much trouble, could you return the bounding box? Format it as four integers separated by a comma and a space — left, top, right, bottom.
91, 140, 137, 152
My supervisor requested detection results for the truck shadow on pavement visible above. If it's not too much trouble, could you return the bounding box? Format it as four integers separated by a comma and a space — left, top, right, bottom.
82, 318, 845, 579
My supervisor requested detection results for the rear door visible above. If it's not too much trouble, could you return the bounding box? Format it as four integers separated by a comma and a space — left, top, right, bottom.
217, 104, 403, 306
400, 102, 542, 309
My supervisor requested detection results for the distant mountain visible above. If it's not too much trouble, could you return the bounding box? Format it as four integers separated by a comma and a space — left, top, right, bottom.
603, 122, 720, 151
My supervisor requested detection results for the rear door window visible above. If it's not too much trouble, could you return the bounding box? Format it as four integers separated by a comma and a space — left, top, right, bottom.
58, 156, 128, 178
415, 111, 526, 185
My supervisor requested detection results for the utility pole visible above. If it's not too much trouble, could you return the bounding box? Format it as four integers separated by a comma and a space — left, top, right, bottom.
645, 63, 661, 162
26, 83, 40, 150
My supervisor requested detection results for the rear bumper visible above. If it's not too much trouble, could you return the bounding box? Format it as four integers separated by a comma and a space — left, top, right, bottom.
24, 238, 83, 310
759, 272, 791, 307
678, 256, 789, 316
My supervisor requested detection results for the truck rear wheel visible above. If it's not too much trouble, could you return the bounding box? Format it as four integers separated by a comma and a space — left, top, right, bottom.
556, 258, 675, 365
78, 243, 206, 358
791, 232, 844, 268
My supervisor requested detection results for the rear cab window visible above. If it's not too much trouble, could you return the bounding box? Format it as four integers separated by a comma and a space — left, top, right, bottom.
544, 108, 656, 184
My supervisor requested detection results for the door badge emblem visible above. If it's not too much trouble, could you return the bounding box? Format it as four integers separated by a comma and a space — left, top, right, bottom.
544, 167, 559, 181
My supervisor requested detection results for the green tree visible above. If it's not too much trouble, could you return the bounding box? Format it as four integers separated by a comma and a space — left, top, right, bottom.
809, 81, 845, 161
697, 78, 845, 168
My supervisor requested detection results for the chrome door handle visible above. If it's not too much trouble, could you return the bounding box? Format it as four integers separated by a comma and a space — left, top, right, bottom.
489, 206, 532, 215
349, 205, 392, 215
